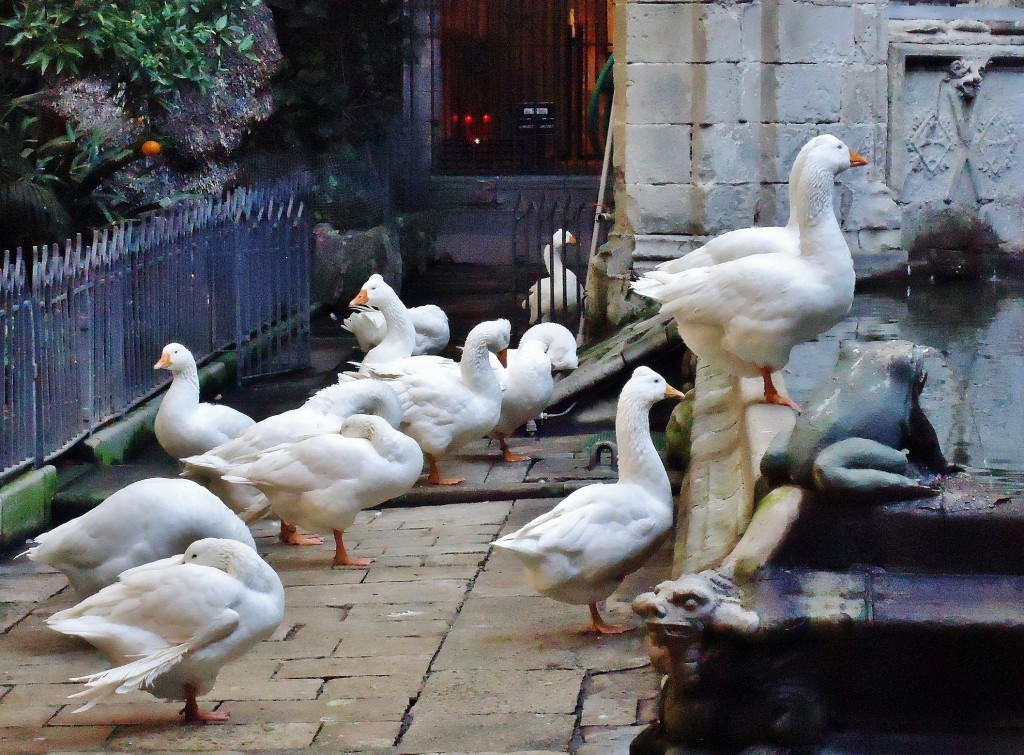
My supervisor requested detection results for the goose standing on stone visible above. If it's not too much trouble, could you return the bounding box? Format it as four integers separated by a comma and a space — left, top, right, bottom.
181, 380, 403, 541
490, 339, 555, 462
25, 478, 256, 598
218, 414, 423, 567
631, 135, 867, 411
153, 343, 255, 460
493, 367, 685, 634
524, 230, 578, 324
48, 538, 283, 723
351, 319, 511, 485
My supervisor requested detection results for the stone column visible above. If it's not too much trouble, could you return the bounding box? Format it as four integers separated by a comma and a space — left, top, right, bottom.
617, 0, 902, 282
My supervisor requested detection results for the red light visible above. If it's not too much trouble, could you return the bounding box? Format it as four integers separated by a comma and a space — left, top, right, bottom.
463, 114, 473, 125
482, 113, 491, 123
451, 114, 459, 123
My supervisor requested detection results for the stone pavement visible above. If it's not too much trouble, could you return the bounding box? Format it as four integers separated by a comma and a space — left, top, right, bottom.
0, 438, 670, 754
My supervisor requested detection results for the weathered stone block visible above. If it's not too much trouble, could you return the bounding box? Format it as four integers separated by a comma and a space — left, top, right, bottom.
693, 124, 760, 184
627, 4, 744, 64
626, 183, 702, 235
772, 0, 856, 64
841, 64, 888, 123
698, 64, 745, 123
626, 64, 694, 124
701, 184, 759, 236
981, 199, 1024, 252
852, 0, 886, 63
625, 125, 692, 185
772, 64, 844, 122
844, 181, 901, 230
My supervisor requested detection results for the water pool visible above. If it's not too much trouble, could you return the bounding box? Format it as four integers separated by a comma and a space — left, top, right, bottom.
785, 261, 1024, 496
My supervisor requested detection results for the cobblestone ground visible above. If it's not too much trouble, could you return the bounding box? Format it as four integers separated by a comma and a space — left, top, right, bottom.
0, 438, 669, 754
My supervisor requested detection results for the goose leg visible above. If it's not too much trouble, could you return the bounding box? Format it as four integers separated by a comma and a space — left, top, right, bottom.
760, 368, 802, 413
181, 684, 228, 724
426, 454, 463, 485
588, 602, 632, 635
496, 433, 531, 463
333, 529, 375, 567
279, 521, 323, 546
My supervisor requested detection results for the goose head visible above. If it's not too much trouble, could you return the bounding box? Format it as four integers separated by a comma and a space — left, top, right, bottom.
154, 342, 196, 373
350, 274, 397, 308
467, 318, 511, 368
552, 229, 576, 249
803, 134, 868, 177
183, 537, 278, 592
519, 322, 578, 371
624, 366, 687, 406
338, 413, 391, 441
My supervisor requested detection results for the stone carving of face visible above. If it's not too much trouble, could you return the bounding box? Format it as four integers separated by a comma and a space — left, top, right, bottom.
947, 57, 988, 100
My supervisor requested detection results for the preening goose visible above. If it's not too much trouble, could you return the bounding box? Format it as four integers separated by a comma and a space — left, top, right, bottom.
47, 538, 283, 723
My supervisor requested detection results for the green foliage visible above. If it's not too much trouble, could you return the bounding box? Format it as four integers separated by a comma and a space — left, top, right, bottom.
260, 0, 411, 149
0, 91, 140, 251
2, 0, 259, 108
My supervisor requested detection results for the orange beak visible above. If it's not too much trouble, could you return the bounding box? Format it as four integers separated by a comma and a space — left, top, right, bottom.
496, 348, 508, 369
350, 289, 369, 307
154, 352, 171, 370
566, 232, 577, 244
664, 385, 687, 400
849, 149, 868, 167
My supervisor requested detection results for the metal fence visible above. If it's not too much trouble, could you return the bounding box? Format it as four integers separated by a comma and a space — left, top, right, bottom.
512, 190, 612, 332
1, 180, 312, 481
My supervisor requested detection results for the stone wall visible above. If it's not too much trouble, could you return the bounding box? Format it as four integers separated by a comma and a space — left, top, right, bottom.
617, 0, 904, 281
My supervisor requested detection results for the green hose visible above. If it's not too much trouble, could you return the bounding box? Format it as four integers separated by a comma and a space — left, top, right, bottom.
586, 53, 614, 154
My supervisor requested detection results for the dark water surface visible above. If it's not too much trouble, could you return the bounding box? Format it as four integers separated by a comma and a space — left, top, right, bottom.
786, 259, 1024, 496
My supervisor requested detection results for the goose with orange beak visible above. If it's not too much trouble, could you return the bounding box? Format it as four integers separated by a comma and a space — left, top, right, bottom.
632, 135, 867, 412
493, 367, 686, 634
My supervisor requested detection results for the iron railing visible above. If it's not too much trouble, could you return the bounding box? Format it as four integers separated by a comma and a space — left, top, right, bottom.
1, 180, 312, 481
513, 190, 612, 332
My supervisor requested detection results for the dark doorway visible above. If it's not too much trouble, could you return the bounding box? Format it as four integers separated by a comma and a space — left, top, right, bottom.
437, 0, 611, 175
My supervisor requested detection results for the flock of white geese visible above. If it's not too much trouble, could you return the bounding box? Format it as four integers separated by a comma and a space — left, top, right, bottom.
21, 133, 866, 724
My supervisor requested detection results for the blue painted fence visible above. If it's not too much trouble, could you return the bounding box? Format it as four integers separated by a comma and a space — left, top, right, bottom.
0, 181, 312, 480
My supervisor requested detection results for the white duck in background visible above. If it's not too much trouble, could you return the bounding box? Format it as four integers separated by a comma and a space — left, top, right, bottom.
489, 339, 554, 462
524, 230, 579, 324
493, 367, 685, 634
344, 274, 450, 365
352, 319, 511, 485
632, 135, 867, 411
154, 343, 255, 460
25, 478, 256, 598
654, 135, 821, 274
48, 538, 283, 723
181, 380, 403, 537
220, 414, 422, 567
343, 304, 450, 357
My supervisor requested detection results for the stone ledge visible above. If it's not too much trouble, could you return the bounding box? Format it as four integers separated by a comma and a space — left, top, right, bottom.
0, 465, 56, 551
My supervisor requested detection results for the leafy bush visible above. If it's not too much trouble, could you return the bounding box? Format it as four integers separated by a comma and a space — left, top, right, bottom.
2, 0, 259, 108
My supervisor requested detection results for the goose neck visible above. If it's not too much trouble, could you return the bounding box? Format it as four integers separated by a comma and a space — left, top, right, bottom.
166, 363, 201, 409
615, 394, 671, 504
370, 296, 416, 356
460, 336, 500, 395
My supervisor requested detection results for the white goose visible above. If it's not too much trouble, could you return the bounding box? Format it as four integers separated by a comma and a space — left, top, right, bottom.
48, 538, 283, 723
524, 230, 579, 324
344, 274, 450, 365
493, 367, 685, 634
516, 322, 579, 372
153, 343, 254, 460
490, 339, 555, 463
353, 319, 511, 485
219, 414, 423, 567
654, 135, 821, 274
632, 135, 867, 411
26, 478, 255, 598
343, 304, 450, 356
181, 380, 403, 538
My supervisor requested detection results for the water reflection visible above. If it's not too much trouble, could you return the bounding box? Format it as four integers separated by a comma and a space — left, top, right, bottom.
787, 257, 1024, 495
